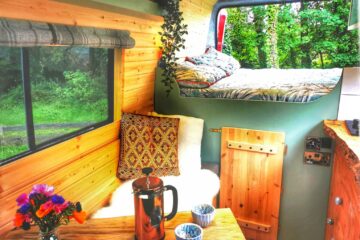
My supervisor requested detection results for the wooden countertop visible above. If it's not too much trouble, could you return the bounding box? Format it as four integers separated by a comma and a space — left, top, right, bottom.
324, 120, 360, 183
4, 208, 246, 240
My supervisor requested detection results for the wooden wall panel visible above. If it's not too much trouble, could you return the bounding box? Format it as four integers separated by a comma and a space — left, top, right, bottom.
325, 144, 360, 240
324, 121, 360, 240
0, 0, 163, 236
0, 122, 121, 235
0, 0, 162, 34
0, 0, 218, 236
179, 0, 217, 57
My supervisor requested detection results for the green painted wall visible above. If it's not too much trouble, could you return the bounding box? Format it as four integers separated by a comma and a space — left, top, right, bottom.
155, 71, 341, 240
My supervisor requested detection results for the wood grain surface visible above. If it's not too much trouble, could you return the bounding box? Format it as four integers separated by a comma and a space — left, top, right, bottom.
324, 120, 360, 239
220, 127, 285, 240
4, 208, 245, 240
0, 0, 219, 235
323, 120, 360, 184
325, 138, 360, 239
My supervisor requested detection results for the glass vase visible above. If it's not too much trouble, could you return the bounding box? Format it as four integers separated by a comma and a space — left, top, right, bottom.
39, 227, 60, 240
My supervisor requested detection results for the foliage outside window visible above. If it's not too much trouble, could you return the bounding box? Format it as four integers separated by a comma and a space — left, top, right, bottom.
223, 0, 359, 69
0, 47, 113, 164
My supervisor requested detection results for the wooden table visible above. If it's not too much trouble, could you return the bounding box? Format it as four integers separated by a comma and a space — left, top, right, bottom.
4, 208, 245, 239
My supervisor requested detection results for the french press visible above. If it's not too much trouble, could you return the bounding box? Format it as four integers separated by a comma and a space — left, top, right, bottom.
132, 167, 178, 240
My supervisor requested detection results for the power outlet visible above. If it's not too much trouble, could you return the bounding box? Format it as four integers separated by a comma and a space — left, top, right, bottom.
304, 151, 331, 166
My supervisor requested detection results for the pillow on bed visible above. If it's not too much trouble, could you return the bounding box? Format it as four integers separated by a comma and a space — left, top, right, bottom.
149, 112, 204, 175
117, 113, 180, 180
175, 61, 226, 88
186, 47, 240, 75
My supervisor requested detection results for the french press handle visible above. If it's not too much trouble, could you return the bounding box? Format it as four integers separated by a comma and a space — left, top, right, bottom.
164, 185, 178, 221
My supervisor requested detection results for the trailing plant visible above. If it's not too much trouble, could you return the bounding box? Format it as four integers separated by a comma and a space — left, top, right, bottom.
158, 0, 188, 95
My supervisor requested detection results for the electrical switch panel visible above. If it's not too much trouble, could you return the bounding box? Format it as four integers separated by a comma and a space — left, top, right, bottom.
304, 136, 332, 166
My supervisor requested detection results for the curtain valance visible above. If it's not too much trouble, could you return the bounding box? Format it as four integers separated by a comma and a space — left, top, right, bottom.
0, 18, 135, 48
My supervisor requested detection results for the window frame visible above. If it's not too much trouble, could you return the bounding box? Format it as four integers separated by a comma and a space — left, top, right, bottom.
0, 47, 115, 166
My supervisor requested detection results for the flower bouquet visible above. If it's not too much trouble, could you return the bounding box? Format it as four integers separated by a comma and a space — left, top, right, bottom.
14, 184, 86, 240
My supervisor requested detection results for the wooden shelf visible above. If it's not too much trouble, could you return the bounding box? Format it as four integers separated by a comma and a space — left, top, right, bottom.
323, 120, 360, 184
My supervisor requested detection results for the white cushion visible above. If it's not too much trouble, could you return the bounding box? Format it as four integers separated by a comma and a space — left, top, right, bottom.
92, 169, 220, 219
92, 113, 214, 219
149, 112, 204, 175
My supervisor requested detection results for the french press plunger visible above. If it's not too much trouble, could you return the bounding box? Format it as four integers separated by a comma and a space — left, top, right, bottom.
132, 167, 178, 240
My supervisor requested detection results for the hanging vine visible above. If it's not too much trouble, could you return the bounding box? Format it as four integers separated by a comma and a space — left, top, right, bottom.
158, 0, 188, 95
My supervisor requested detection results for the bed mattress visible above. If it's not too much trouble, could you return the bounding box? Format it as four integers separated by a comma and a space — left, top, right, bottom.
179, 68, 343, 102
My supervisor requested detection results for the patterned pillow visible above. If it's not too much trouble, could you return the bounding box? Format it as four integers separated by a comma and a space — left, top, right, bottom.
186, 47, 240, 75
176, 61, 227, 89
117, 113, 180, 180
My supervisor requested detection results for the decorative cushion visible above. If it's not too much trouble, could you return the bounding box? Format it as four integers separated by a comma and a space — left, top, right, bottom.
117, 113, 180, 180
176, 61, 227, 89
149, 112, 204, 175
186, 47, 240, 75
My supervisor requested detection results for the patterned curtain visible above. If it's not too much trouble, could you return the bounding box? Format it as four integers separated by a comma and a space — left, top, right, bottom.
0, 18, 135, 48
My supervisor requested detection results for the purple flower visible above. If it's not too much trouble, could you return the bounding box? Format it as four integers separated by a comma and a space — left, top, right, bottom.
51, 195, 65, 204
16, 193, 29, 206
19, 204, 31, 214
31, 184, 54, 197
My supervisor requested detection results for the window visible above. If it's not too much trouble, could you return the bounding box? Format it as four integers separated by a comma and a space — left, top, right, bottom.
219, 1, 359, 69
0, 47, 114, 165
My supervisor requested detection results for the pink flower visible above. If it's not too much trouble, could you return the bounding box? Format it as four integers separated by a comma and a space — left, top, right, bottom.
53, 202, 69, 214
16, 193, 29, 206
23, 214, 31, 223
31, 184, 54, 197
36, 200, 54, 218
42, 200, 54, 209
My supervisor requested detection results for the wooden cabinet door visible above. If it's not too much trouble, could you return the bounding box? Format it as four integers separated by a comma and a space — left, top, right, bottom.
219, 127, 285, 240
325, 145, 360, 240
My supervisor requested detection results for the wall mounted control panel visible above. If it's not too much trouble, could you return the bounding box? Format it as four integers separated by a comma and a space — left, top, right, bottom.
304, 137, 332, 166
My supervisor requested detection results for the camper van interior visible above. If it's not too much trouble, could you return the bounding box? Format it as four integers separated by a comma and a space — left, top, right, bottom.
0, 0, 359, 239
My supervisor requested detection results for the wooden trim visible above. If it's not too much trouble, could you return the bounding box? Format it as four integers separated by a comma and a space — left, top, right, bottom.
323, 120, 360, 185
237, 218, 271, 233
114, 49, 124, 121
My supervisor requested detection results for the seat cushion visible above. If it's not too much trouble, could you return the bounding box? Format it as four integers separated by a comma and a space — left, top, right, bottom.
117, 113, 180, 180
92, 169, 220, 219
149, 112, 204, 175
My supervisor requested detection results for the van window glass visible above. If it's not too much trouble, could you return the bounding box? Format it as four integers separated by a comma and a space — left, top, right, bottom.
221, 1, 359, 69
0, 47, 113, 164
0, 48, 28, 160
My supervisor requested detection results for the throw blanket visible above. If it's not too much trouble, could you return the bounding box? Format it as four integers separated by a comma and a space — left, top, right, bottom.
179, 68, 343, 103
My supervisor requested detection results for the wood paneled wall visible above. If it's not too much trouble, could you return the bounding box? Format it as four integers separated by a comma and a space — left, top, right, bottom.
0, 0, 163, 235
179, 0, 217, 57
0, 0, 217, 236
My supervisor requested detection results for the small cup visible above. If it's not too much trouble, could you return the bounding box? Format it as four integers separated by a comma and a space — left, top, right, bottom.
191, 204, 215, 228
175, 223, 203, 240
